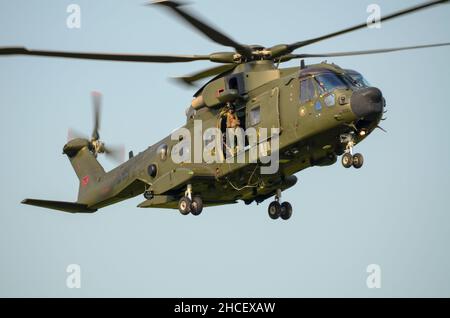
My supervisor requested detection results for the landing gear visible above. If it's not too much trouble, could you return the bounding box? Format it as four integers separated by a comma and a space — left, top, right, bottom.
190, 196, 203, 216
268, 201, 281, 219
341, 153, 353, 168
342, 153, 364, 169
340, 132, 364, 169
280, 202, 293, 220
178, 196, 191, 215
352, 153, 364, 169
178, 184, 204, 216
268, 189, 292, 221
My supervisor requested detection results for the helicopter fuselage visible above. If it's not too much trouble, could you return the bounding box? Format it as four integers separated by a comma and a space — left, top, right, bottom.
78, 61, 383, 210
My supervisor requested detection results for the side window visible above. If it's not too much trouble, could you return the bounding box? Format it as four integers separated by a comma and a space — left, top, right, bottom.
300, 78, 316, 104
249, 106, 261, 126
323, 94, 335, 107
314, 100, 322, 111
228, 77, 238, 90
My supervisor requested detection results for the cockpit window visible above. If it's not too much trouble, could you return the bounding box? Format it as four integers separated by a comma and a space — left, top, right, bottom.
300, 78, 316, 103
314, 73, 348, 94
343, 70, 371, 88
347, 72, 371, 88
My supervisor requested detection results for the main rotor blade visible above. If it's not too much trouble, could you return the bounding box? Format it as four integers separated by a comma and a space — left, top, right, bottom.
0, 47, 210, 63
175, 64, 236, 86
152, 0, 251, 57
92, 91, 101, 141
285, 42, 450, 60
284, 0, 449, 53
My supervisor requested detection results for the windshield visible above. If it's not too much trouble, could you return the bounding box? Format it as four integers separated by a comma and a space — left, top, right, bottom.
346, 71, 371, 88
314, 72, 348, 94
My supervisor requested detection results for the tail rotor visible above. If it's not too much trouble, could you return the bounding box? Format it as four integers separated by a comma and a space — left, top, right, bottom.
68, 91, 125, 163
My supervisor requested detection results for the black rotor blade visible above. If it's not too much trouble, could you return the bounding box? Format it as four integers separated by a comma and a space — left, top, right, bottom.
285, 42, 450, 60
286, 0, 449, 52
92, 92, 101, 141
152, 0, 251, 57
175, 64, 236, 86
0, 47, 210, 63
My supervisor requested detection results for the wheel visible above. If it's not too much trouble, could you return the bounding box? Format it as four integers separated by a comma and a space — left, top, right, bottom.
341, 153, 353, 168
280, 202, 293, 220
352, 153, 364, 169
144, 191, 154, 200
190, 196, 203, 216
268, 201, 281, 220
178, 197, 191, 215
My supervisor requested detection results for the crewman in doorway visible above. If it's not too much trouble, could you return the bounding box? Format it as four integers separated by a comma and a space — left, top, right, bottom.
224, 104, 241, 158
226, 106, 240, 129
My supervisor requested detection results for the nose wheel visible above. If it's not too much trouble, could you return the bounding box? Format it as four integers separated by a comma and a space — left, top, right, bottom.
340, 133, 364, 169
268, 189, 293, 221
352, 153, 364, 169
341, 152, 364, 169
341, 153, 353, 168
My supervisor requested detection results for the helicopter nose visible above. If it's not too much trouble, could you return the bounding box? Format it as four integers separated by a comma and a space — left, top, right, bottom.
350, 87, 383, 118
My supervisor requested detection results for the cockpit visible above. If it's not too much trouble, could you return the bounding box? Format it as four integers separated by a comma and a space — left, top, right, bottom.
299, 68, 371, 103
299, 70, 350, 104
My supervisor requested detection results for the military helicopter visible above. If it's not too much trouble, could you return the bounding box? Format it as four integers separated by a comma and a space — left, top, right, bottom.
3, 0, 450, 220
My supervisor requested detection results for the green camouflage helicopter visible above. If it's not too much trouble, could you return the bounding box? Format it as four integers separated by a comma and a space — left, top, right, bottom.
2, 0, 449, 220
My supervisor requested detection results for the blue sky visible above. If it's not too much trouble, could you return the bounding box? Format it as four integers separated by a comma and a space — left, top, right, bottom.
0, 0, 449, 297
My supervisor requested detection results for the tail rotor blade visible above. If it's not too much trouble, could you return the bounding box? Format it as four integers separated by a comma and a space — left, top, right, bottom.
91, 91, 102, 141
104, 144, 126, 163
67, 128, 88, 142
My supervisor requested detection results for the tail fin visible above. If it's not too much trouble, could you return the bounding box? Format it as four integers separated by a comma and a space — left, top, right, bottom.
63, 138, 105, 203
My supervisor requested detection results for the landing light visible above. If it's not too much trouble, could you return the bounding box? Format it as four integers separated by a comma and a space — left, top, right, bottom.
359, 130, 367, 137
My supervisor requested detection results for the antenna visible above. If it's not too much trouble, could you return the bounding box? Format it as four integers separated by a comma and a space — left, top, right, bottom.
300, 59, 306, 69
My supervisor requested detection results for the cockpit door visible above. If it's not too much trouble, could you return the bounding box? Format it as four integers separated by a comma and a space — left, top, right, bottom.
298, 76, 320, 119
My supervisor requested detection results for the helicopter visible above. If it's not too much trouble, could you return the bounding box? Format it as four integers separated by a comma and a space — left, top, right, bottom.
2, 0, 449, 220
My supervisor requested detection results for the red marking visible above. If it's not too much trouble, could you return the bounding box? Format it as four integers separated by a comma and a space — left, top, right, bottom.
81, 175, 90, 186
216, 88, 225, 97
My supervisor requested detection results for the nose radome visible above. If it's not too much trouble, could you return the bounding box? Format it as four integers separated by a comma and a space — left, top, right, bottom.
351, 87, 383, 118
